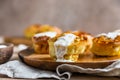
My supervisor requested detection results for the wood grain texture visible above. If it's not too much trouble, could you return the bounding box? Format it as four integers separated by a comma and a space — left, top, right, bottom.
18, 48, 120, 71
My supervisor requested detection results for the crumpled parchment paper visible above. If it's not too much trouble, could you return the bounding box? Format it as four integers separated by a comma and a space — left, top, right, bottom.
1, 60, 120, 80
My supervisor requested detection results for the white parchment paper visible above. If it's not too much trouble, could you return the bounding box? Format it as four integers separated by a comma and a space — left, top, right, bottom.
1, 60, 120, 80
0, 60, 61, 79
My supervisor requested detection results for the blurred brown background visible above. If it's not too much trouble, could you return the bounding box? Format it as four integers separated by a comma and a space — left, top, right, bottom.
0, 0, 120, 36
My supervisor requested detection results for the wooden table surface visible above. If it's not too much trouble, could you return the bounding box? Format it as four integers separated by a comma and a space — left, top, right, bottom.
0, 52, 120, 80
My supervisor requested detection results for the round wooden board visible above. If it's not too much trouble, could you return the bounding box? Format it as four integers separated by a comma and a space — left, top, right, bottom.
18, 48, 120, 71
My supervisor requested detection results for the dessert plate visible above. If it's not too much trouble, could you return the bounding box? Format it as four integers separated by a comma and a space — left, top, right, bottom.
18, 48, 120, 71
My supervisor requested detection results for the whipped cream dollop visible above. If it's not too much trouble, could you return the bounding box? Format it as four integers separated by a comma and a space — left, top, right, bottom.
54, 33, 77, 62
97, 31, 120, 39
34, 32, 57, 38
55, 33, 76, 46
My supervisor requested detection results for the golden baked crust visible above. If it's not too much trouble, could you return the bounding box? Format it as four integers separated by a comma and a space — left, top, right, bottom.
48, 32, 93, 61
39, 25, 62, 34
24, 24, 41, 39
24, 24, 62, 39
91, 35, 120, 56
72, 31, 93, 52
32, 31, 58, 54
32, 36, 50, 54
65, 31, 93, 52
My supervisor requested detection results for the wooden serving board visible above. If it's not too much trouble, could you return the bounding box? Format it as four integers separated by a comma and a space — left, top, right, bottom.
18, 48, 120, 71
4, 37, 32, 46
